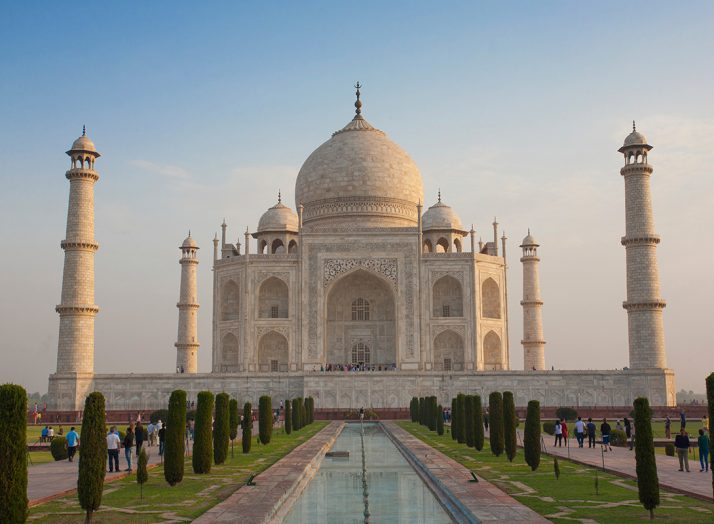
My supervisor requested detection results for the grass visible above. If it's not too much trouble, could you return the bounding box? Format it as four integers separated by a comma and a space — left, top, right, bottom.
29, 422, 327, 523
399, 421, 714, 523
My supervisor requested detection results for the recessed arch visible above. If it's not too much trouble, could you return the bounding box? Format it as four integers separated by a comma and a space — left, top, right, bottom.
221, 332, 239, 365
221, 280, 239, 321
483, 330, 502, 369
423, 239, 433, 253
288, 239, 298, 253
271, 238, 285, 254
454, 238, 462, 253
258, 239, 268, 254
482, 277, 501, 319
257, 331, 288, 372
432, 275, 463, 317
433, 329, 464, 371
436, 237, 449, 253
258, 277, 289, 318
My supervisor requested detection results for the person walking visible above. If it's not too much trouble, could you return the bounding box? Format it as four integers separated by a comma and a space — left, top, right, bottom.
561, 419, 569, 447
554, 420, 563, 447
135, 422, 145, 457
665, 415, 672, 439
675, 428, 691, 472
624, 417, 631, 440
106, 426, 121, 472
574, 417, 585, 448
600, 418, 612, 451
698, 428, 710, 472
629, 420, 636, 450
158, 424, 166, 456
66, 426, 80, 462
123, 427, 135, 472
147, 421, 155, 447
587, 418, 596, 448
680, 409, 686, 430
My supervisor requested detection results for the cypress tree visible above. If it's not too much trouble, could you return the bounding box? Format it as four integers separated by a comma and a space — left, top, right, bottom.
259, 395, 272, 444
292, 398, 300, 430
308, 396, 315, 424
427, 396, 436, 431
436, 404, 444, 435
213, 392, 230, 465
418, 397, 425, 425
473, 394, 484, 451
634, 397, 659, 520
229, 398, 239, 457
285, 399, 292, 434
192, 391, 214, 474
242, 402, 252, 454
465, 395, 475, 447
706, 373, 714, 501
78, 392, 107, 523
456, 394, 466, 444
451, 397, 457, 440
300, 397, 306, 427
412, 397, 418, 422
524, 400, 541, 471
503, 391, 517, 462
303, 397, 310, 425
137, 447, 148, 499
0, 384, 28, 523
164, 390, 186, 486
488, 391, 504, 456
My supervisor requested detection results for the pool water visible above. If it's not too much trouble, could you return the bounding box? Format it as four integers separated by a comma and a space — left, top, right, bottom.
283, 422, 453, 523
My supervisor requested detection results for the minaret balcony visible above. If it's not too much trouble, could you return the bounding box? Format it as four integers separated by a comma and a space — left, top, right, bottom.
620, 234, 660, 246
61, 240, 99, 251
620, 163, 654, 176
65, 169, 99, 182
622, 300, 666, 310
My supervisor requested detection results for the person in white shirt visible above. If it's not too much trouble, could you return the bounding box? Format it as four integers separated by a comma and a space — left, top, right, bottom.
106, 426, 121, 473
47, 426, 54, 438
554, 420, 563, 447
574, 417, 585, 448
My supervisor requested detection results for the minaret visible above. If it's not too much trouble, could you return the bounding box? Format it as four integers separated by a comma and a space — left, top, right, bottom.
55, 127, 100, 375
175, 232, 199, 373
619, 123, 667, 369
520, 230, 545, 370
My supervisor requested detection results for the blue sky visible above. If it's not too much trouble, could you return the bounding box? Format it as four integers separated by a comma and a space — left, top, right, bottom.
1, 2, 712, 393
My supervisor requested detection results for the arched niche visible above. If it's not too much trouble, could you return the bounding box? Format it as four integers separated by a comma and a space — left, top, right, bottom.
222, 332, 239, 366
257, 331, 288, 372
258, 277, 289, 318
221, 280, 239, 321
432, 275, 463, 317
433, 329, 464, 371
483, 330, 502, 369
482, 277, 501, 319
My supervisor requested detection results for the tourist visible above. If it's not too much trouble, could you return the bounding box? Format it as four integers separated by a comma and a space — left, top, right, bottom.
702, 415, 709, 431
675, 428, 690, 472
41, 425, 48, 443
359, 406, 365, 421
66, 426, 79, 462
665, 415, 672, 439
135, 422, 145, 456
600, 418, 612, 451
574, 417, 585, 448
624, 417, 631, 440
680, 408, 686, 430
698, 428, 709, 472
616, 419, 623, 432
47, 426, 54, 439
159, 424, 166, 456
106, 426, 121, 473
484, 412, 489, 432
554, 420, 563, 447
124, 427, 135, 472
147, 421, 155, 447
629, 421, 636, 450
561, 419, 569, 447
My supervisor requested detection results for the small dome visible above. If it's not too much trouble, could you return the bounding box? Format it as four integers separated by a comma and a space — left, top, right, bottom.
422, 199, 464, 231
258, 201, 299, 233
181, 234, 197, 248
520, 231, 538, 247
623, 130, 648, 147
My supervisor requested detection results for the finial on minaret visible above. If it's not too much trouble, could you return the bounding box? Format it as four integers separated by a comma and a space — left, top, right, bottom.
633, 120, 636, 132
213, 232, 218, 241
354, 81, 363, 116
528, 228, 531, 235
188, 229, 191, 237
82, 125, 86, 136
437, 188, 441, 203
278, 189, 281, 204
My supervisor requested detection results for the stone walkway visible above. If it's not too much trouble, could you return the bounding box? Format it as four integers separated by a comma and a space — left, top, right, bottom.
385, 422, 548, 523
194, 421, 343, 524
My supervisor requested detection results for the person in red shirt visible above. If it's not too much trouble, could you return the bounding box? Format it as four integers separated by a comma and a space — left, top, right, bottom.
561, 419, 569, 447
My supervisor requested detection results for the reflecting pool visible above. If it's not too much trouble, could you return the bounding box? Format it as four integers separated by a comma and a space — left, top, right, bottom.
283, 422, 453, 523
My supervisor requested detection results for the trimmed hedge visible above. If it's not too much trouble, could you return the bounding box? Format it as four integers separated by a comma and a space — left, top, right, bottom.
451, 397, 457, 440
503, 391, 517, 462
634, 397, 659, 519
555, 407, 578, 422
610, 429, 628, 447
242, 403, 252, 454
51, 435, 68, 461
464, 395, 475, 447
0, 384, 28, 523
285, 399, 292, 434
524, 400, 541, 471
456, 394, 466, 444
149, 409, 169, 424
418, 397, 425, 426
437, 404, 444, 435
473, 395, 484, 451
213, 392, 230, 465
488, 392, 504, 457
78, 392, 107, 523
543, 421, 556, 435
410, 397, 418, 422
229, 398, 239, 442
292, 398, 300, 431
164, 389, 186, 486
306, 397, 315, 424
664, 443, 675, 456
192, 391, 214, 474
259, 396, 272, 444
137, 447, 148, 499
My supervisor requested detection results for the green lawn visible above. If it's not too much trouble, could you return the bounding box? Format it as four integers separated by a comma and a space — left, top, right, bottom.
399, 421, 714, 523
29, 422, 327, 523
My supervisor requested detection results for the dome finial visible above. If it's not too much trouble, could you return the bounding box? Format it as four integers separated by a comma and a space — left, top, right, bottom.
278, 189, 281, 203
82, 125, 86, 136
633, 120, 636, 132
437, 188, 441, 203
188, 229, 191, 237
354, 81, 362, 116
528, 227, 531, 235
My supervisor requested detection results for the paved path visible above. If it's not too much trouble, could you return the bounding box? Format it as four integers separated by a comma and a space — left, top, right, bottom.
386, 422, 548, 522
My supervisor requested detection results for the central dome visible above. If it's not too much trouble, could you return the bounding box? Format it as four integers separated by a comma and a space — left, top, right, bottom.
295, 114, 424, 227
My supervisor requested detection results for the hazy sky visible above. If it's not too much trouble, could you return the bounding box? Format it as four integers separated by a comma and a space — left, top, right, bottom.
1, 2, 712, 394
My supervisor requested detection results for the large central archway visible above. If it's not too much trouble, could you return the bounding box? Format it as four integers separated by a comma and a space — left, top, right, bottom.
325, 269, 396, 367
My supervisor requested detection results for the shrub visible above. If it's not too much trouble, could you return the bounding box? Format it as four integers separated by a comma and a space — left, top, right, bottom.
304, 397, 311, 425
137, 447, 148, 499
664, 443, 675, 456
610, 429, 628, 447
555, 407, 578, 422
543, 421, 556, 435
410, 397, 418, 422
524, 400, 541, 471
308, 396, 315, 424
473, 395, 484, 451
418, 397, 425, 426
503, 391, 517, 462
78, 392, 107, 523
164, 390, 186, 486
456, 394, 466, 444
464, 395, 475, 447
488, 392, 504, 457
192, 391, 214, 474
451, 398, 457, 441
213, 393, 230, 465
259, 396, 272, 445
229, 399, 239, 441
0, 383, 28, 523
242, 403, 252, 454
437, 405, 444, 436
428, 396, 437, 431
51, 435, 68, 461
149, 409, 169, 424
285, 399, 292, 434
291, 398, 300, 431
634, 397, 659, 519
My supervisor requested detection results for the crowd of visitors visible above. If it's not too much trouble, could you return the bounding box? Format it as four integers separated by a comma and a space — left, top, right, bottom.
319, 363, 398, 372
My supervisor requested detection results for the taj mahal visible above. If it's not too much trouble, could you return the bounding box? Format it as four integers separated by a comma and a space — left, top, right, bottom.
47, 86, 675, 412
